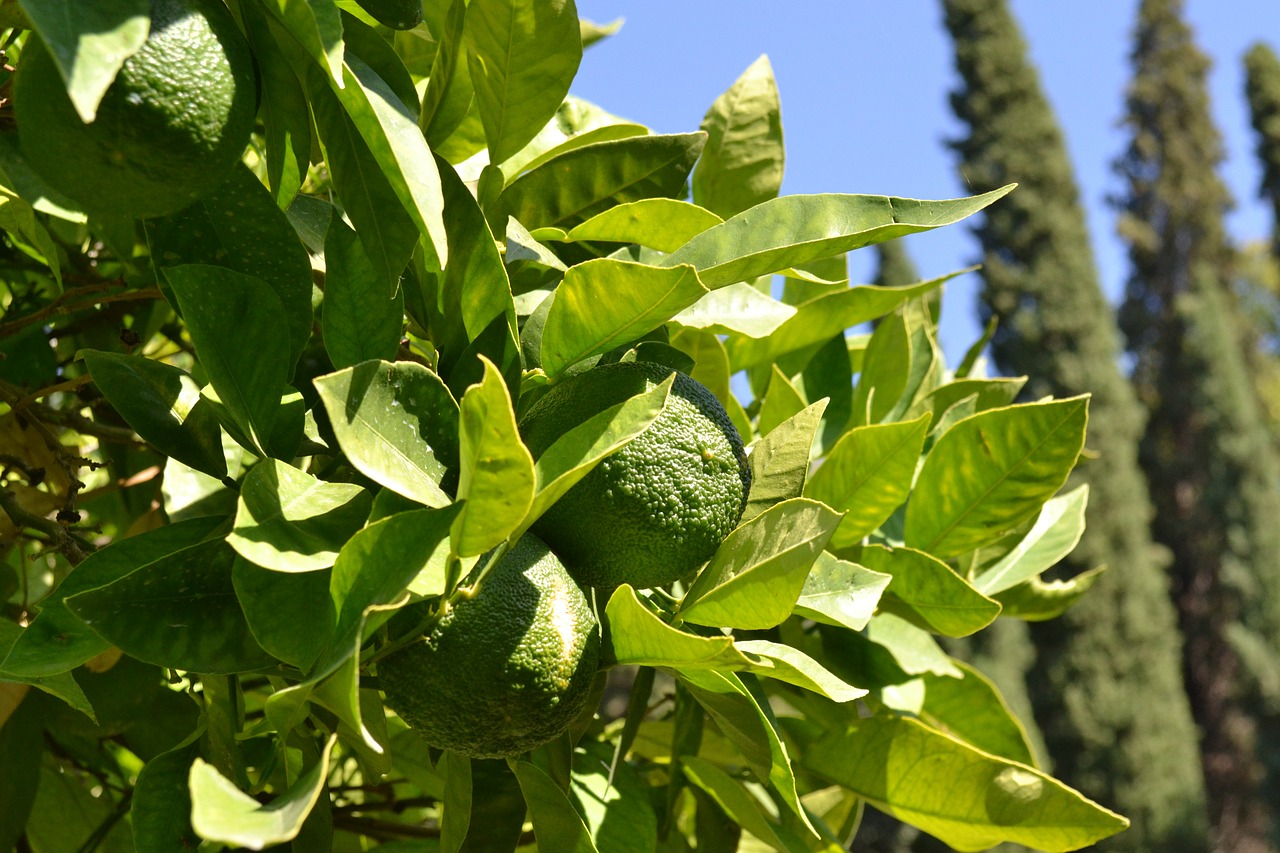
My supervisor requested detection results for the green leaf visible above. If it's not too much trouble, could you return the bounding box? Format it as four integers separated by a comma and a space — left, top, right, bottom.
518, 375, 671, 538
864, 613, 962, 679
673, 281, 797, 340
463, 0, 583, 165
680, 756, 792, 852
907, 377, 1027, 428
512, 760, 600, 853
680, 498, 842, 630
994, 567, 1105, 622
804, 714, 1128, 852
662, 189, 1012, 288
668, 327, 753, 438
564, 198, 723, 252
736, 640, 866, 702
0, 623, 94, 721
147, 165, 314, 374
331, 52, 449, 266
491, 132, 706, 231
904, 397, 1089, 558
569, 741, 658, 853
973, 485, 1089, 595
323, 216, 404, 370
308, 65, 420, 289
166, 265, 291, 457
756, 365, 807, 440
920, 662, 1037, 767
191, 735, 337, 850
81, 350, 226, 478
258, 0, 344, 86
725, 273, 960, 370
1, 516, 225, 677
792, 551, 891, 632
132, 742, 201, 853
804, 415, 930, 548
441, 757, 528, 853
676, 669, 816, 837
540, 260, 708, 376
0, 187, 64, 287
743, 399, 827, 523
603, 585, 751, 669
315, 505, 461, 680
0, 691, 44, 852
420, 0, 473, 149
18, 0, 148, 121
692, 54, 785, 219
313, 360, 461, 508
452, 356, 535, 556
238, 0, 310, 207
228, 460, 372, 573
64, 540, 277, 674
232, 559, 333, 671
859, 544, 1001, 638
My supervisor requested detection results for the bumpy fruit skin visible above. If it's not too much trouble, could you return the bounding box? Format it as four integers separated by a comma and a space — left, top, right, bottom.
354, 0, 423, 30
15, 0, 256, 219
378, 534, 600, 759
520, 361, 751, 590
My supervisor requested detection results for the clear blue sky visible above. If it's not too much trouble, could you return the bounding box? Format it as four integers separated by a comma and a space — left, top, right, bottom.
569, 1, 1280, 363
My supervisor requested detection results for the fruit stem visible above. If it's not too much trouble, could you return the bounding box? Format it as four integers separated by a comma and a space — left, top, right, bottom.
448, 539, 511, 607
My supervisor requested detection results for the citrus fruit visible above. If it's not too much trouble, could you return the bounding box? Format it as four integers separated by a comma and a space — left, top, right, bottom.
14, 0, 256, 219
377, 534, 600, 758
519, 360, 751, 590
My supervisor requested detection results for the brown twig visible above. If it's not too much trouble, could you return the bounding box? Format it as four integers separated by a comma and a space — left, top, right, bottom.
15, 374, 94, 407
0, 488, 92, 565
0, 281, 162, 339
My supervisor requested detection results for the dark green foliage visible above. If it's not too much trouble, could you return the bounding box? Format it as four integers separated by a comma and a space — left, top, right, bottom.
942, 0, 1209, 848
1246, 42, 1280, 257
377, 533, 601, 758
1116, 1, 1280, 847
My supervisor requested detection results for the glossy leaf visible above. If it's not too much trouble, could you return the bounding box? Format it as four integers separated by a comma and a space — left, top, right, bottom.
904, 397, 1089, 558
191, 735, 336, 850
313, 360, 460, 508
736, 640, 865, 702
452, 357, 535, 556
756, 365, 807, 440
81, 350, 226, 477
0, 691, 42, 850
921, 662, 1037, 767
692, 54, 785, 219
805, 715, 1128, 852
725, 273, 960, 370
1, 516, 225, 677
743, 399, 826, 523
148, 165, 314, 373
668, 328, 753, 438
541, 259, 707, 376
420, 0, 473, 148
680, 498, 842, 630
232, 559, 333, 671
308, 65, 420, 289
995, 567, 1106, 621
258, 0, 344, 85
332, 52, 449, 266
519, 376, 670, 538
463, 0, 583, 164
804, 415, 930, 548
323, 216, 404, 370
238, 0, 310, 206
974, 485, 1089, 595
793, 551, 891, 632
18, 0, 148, 121
132, 742, 201, 852
672, 281, 797, 339
570, 741, 658, 853
662, 188, 1012, 287
512, 760, 599, 853
680, 756, 791, 851
166, 265, 290, 457
491, 132, 706, 231
864, 613, 962, 679
0, 622, 94, 722
860, 544, 1001, 638
603, 585, 751, 669
64, 540, 277, 674
908, 377, 1027, 428
228, 459, 372, 573
565, 198, 723, 252
677, 669, 816, 836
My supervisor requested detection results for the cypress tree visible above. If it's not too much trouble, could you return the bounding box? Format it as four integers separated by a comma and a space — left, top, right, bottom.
1246, 42, 1280, 257
942, 0, 1209, 848
872, 238, 920, 287
1116, 1, 1280, 848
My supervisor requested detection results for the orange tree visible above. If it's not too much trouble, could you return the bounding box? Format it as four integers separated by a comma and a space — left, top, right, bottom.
0, 1, 1128, 850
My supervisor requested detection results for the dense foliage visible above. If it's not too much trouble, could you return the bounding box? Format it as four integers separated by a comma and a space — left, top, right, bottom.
0, 1, 1140, 851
